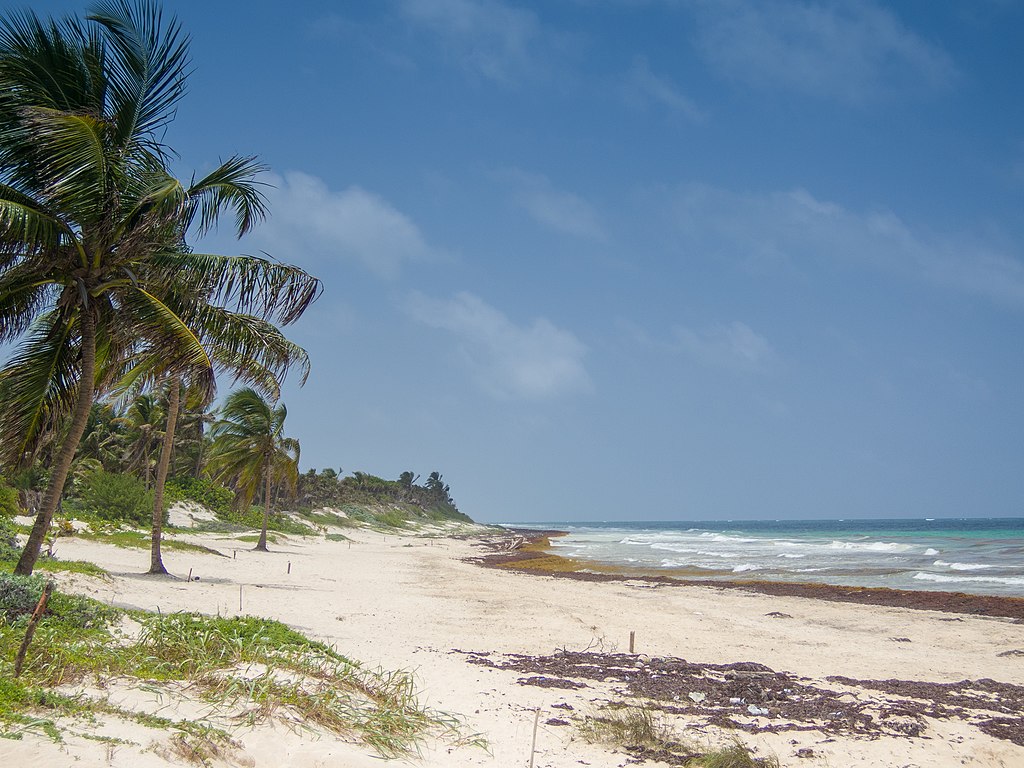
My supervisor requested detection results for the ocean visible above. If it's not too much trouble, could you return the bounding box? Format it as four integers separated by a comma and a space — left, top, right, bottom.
505, 518, 1024, 598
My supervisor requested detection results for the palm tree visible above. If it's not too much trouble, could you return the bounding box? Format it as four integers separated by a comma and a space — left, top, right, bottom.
79, 403, 123, 472
116, 392, 165, 489
142, 313, 310, 574
206, 388, 299, 552
0, 3, 321, 575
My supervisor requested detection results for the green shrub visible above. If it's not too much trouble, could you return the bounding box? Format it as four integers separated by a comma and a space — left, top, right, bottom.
69, 471, 155, 526
0, 516, 19, 561
165, 477, 233, 517
230, 506, 315, 536
0, 573, 118, 629
0, 481, 20, 518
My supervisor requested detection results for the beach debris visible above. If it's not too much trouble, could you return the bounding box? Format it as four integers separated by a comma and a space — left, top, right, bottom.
519, 675, 589, 690
997, 649, 1024, 657
890, 637, 912, 642
765, 611, 793, 618
463, 650, 1024, 746
545, 718, 571, 726
551, 702, 574, 711
795, 747, 816, 758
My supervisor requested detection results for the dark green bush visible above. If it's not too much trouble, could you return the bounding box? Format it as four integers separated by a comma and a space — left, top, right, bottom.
165, 476, 233, 517
0, 516, 18, 561
68, 471, 155, 526
0, 573, 118, 629
0, 481, 20, 518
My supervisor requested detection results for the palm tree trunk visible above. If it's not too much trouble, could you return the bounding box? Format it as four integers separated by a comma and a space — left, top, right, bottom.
15, 309, 97, 576
148, 377, 181, 575
255, 462, 271, 552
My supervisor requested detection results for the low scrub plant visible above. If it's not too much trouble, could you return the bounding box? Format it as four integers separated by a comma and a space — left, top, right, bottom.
578, 704, 682, 751
578, 705, 776, 767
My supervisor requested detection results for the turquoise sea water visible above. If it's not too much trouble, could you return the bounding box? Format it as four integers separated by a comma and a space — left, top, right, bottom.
505, 518, 1024, 597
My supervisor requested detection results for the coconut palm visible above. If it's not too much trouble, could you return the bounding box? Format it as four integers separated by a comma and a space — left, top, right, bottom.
141, 309, 310, 574
206, 388, 300, 552
115, 392, 165, 489
0, 2, 320, 575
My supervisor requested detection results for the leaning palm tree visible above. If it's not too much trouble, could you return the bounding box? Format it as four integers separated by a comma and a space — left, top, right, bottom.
206, 388, 300, 552
0, 3, 320, 575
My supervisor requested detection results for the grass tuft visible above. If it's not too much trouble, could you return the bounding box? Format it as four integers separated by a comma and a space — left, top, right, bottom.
579, 704, 682, 750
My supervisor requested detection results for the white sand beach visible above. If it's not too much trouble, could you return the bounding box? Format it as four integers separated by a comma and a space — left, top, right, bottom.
4, 527, 1024, 768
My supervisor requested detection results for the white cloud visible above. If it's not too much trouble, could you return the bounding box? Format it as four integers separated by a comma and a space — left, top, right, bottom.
689, 0, 958, 103
624, 56, 706, 121
257, 172, 437, 279
672, 321, 777, 372
397, 0, 548, 83
502, 169, 607, 241
667, 184, 1024, 309
407, 291, 591, 399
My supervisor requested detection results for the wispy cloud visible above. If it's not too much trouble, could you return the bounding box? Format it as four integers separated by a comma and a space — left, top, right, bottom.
667, 184, 1024, 309
406, 291, 591, 399
501, 169, 607, 241
396, 0, 554, 83
689, 0, 959, 103
623, 55, 706, 121
671, 321, 777, 372
256, 172, 438, 279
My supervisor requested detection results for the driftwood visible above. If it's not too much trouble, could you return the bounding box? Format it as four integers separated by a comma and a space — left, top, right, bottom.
15, 580, 53, 677
502, 536, 525, 552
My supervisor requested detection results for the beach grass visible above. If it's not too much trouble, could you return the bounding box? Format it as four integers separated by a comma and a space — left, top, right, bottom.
0, 573, 461, 757
577, 703, 777, 767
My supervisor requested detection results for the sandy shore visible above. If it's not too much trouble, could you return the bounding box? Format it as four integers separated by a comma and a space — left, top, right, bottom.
5, 527, 1024, 767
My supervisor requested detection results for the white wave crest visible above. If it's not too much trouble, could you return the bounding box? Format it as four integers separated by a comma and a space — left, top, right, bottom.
913, 572, 1024, 586
933, 560, 995, 571
829, 540, 913, 553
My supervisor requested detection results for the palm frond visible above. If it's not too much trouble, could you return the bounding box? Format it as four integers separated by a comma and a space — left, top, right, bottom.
116, 284, 212, 378
0, 310, 79, 468
22, 107, 108, 221
151, 252, 322, 325
0, 184, 68, 257
187, 155, 269, 237
86, 0, 189, 153
0, 9, 100, 117
192, 305, 310, 387
0, 266, 61, 344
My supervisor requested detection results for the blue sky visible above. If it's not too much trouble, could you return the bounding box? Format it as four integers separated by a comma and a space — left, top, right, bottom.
22, 0, 1024, 522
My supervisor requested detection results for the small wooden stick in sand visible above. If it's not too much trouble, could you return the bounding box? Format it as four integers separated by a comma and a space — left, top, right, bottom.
528, 707, 541, 768
15, 581, 53, 677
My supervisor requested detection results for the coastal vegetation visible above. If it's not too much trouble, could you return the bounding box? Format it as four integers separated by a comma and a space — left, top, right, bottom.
0, 573, 465, 756
0, 0, 319, 575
